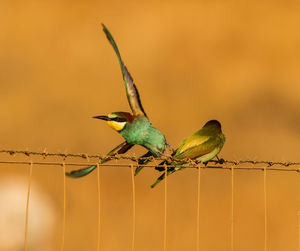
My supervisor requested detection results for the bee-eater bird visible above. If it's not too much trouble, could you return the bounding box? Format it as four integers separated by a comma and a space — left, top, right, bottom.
66, 24, 166, 178
151, 120, 225, 188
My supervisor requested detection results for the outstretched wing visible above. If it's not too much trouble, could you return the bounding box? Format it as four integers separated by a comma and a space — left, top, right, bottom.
66, 141, 134, 178
102, 24, 147, 118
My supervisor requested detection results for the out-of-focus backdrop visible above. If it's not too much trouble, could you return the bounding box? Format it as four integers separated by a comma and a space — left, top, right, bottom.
1, 0, 300, 250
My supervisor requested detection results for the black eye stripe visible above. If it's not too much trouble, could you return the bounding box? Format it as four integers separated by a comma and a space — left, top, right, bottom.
111, 117, 127, 122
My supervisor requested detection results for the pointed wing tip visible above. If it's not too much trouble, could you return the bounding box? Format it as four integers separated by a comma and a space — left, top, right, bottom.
134, 166, 143, 176
101, 23, 107, 32
65, 171, 78, 178
150, 181, 160, 188
151, 174, 165, 188
102, 24, 114, 40
65, 166, 96, 178
65, 171, 85, 178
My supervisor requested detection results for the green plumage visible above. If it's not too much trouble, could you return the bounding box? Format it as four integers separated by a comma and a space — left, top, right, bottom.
151, 120, 225, 188
66, 24, 166, 178
120, 116, 165, 156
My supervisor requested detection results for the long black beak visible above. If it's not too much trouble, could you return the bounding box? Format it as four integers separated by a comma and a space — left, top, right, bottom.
92, 115, 110, 121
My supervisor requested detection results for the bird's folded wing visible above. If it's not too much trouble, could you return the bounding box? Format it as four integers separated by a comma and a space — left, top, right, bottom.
177, 135, 210, 154
174, 136, 222, 160
102, 24, 147, 118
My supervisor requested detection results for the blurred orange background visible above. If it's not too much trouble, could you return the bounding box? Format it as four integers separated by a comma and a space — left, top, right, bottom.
0, 0, 300, 250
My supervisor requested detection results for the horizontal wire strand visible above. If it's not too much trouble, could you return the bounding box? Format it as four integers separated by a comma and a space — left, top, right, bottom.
0, 160, 299, 172
0, 149, 300, 167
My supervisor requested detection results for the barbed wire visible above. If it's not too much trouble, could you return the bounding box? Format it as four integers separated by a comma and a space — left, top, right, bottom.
0, 149, 300, 172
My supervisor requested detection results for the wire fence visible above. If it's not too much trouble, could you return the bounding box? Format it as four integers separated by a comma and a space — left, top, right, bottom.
1, 149, 300, 171
0, 149, 299, 251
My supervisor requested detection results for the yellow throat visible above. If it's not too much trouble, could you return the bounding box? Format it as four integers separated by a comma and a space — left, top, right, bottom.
106, 120, 126, 131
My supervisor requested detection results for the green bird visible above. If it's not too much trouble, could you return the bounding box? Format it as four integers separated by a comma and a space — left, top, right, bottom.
66, 24, 166, 178
151, 120, 225, 188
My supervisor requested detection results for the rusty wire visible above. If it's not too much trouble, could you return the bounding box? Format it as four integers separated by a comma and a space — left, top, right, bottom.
0, 149, 300, 172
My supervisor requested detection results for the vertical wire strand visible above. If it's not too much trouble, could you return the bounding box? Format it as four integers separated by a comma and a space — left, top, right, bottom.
298, 175, 300, 251
164, 164, 167, 251
298, 209, 300, 251
196, 165, 201, 251
24, 162, 33, 251
61, 162, 66, 251
264, 166, 267, 251
130, 165, 136, 251
231, 166, 234, 251
97, 163, 101, 251
299, 175, 300, 251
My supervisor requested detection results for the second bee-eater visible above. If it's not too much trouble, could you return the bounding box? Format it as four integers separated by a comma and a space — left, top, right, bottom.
66, 24, 166, 178
151, 120, 225, 188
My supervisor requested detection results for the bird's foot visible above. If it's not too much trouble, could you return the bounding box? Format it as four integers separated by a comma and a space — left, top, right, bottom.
216, 155, 225, 164
218, 158, 225, 164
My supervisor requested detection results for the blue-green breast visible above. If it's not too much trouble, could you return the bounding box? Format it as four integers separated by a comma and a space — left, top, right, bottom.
120, 116, 166, 156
